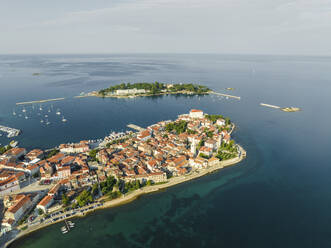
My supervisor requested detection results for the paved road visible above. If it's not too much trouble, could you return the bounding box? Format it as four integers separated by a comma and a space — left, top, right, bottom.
12, 180, 53, 195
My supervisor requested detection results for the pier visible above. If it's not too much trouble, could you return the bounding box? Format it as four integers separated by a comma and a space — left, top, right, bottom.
260, 103, 281, 109
209, 91, 241, 100
16, 98, 65, 105
0, 125, 21, 138
127, 124, 145, 132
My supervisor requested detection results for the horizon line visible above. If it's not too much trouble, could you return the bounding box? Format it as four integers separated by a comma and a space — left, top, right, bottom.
0, 52, 331, 58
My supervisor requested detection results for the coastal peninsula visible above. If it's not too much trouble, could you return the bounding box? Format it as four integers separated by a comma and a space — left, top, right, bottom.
1, 110, 245, 246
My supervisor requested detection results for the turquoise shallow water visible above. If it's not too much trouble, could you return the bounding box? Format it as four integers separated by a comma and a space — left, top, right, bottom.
1, 54, 331, 247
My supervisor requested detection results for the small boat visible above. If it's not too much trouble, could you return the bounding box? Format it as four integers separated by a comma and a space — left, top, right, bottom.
62, 230, 68, 234
22, 107, 26, 113
62, 116, 67, 122
56, 109, 61, 115
10, 140, 18, 147
13, 110, 16, 116
46, 120, 50, 125
68, 222, 75, 227
24, 115, 28, 119
45, 115, 48, 118
39, 106, 43, 111
40, 119, 44, 123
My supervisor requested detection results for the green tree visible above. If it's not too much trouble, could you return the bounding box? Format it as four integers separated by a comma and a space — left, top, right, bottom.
38, 208, 44, 215
146, 180, 153, 186
89, 149, 99, 161
76, 190, 93, 207
62, 193, 70, 206
46, 149, 59, 159
92, 183, 99, 196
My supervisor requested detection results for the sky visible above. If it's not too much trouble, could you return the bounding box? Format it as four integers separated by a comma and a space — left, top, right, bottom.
0, 0, 331, 55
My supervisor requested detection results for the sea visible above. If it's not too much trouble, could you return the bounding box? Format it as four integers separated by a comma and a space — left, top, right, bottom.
1, 54, 331, 248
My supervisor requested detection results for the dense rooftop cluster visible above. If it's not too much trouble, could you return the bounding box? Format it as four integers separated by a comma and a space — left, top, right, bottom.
97, 109, 236, 183
0, 110, 239, 235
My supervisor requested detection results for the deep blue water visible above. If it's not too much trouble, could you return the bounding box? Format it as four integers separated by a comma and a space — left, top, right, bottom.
1, 54, 331, 247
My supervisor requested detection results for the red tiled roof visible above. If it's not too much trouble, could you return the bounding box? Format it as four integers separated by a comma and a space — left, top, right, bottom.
38, 195, 53, 207
8, 195, 30, 214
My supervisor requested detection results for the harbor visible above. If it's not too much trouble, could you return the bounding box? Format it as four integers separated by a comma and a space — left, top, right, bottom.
11, 103, 69, 127
0, 125, 21, 138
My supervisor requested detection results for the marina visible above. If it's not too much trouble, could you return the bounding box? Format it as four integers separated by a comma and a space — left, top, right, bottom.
0, 125, 21, 138
61, 220, 75, 234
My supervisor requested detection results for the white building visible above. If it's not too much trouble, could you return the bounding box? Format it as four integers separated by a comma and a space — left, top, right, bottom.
4, 195, 32, 222
190, 141, 197, 156
216, 119, 226, 126
0, 176, 20, 197
116, 88, 147, 95
37, 195, 54, 213
189, 109, 204, 119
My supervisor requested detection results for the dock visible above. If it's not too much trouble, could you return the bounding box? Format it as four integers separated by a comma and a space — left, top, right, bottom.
127, 124, 146, 132
209, 91, 241, 100
16, 98, 65, 105
0, 125, 21, 138
260, 103, 281, 109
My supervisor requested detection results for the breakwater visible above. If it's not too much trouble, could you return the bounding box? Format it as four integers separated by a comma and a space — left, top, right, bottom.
260, 103, 281, 109
16, 98, 65, 105
127, 124, 146, 132
209, 91, 241, 100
